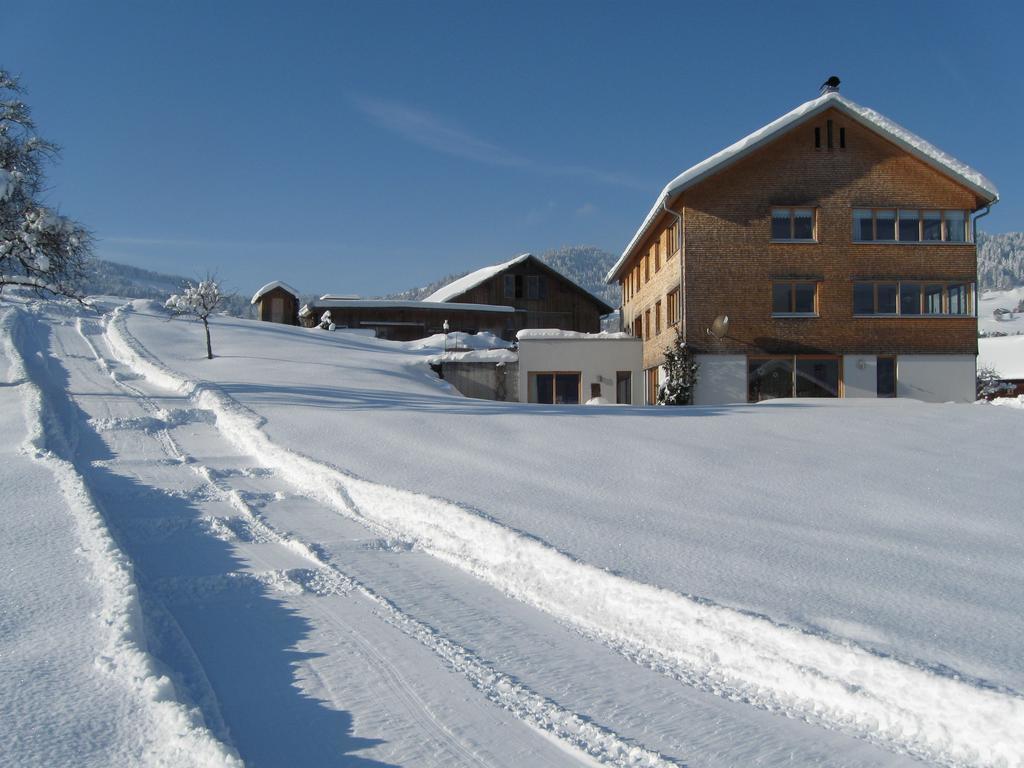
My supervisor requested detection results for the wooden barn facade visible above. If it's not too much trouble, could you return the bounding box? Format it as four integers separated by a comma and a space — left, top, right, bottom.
297, 254, 613, 342
251, 281, 300, 325
423, 254, 613, 334
298, 299, 517, 341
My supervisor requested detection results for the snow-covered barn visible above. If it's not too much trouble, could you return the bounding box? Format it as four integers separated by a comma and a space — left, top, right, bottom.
251, 281, 300, 325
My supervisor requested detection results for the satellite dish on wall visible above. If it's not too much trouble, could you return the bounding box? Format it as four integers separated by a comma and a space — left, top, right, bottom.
707, 315, 730, 339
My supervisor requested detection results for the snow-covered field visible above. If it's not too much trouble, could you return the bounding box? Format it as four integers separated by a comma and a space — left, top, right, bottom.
3, 294, 1023, 768
979, 287, 1024, 337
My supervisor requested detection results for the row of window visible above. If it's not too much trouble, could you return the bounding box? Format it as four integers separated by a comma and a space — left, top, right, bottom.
771, 280, 973, 317
747, 355, 897, 402
622, 222, 680, 302
769, 207, 971, 243
632, 287, 681, 340
853, 281, 972, 316
853, 208, 968, 243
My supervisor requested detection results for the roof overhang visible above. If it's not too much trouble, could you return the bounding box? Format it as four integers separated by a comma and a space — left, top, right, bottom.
605, 92, 999, 284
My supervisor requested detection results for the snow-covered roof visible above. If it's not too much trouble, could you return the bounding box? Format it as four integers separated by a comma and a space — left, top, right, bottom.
516, 329, 636, 341
423, 254, 532, 303
606, 91, 1000, 283
251, 281, 299, 304
298, 299, 516, 318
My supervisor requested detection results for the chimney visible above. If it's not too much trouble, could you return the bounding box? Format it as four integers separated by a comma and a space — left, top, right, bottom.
820, 75, 841, 95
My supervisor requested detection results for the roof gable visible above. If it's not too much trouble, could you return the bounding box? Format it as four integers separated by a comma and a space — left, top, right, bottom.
423, 254, 531, 302
606, 91, 998, 283
426, 253, 614, 313
251, 280, 299, 304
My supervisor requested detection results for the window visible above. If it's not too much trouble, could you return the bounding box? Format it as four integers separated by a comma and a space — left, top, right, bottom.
771, 207, 816, 241
644, 309, 651, 340
646, 368, 659, 405
666, 221, 678, 257
814, 126, 821, 149
945, 211, 967, 242
667, 288, 680, 326
899, 282, 921, 315
654, 241, 661, 272
633, 316, 642, 337
876, 209, 896, 241
616, 371, 632, 404
527, 275, 539, 300
877, 356, 896, 398
748, 356, 841, 402
654, 300, 662, 335
530, 372, 580, 404
839, 126, 846, 149
853, 208, 969, 242
504, 274, 515, 299
854, 281, 974, 316
644, 254, 650, 283
772, 281, 818, 316
898, 210, 920, 242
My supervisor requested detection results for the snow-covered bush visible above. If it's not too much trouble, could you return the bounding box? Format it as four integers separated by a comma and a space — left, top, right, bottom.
0, 69, 92, 298
166, 277, 230, 359
977, 365, 1010, 401
658, 330, 699, 405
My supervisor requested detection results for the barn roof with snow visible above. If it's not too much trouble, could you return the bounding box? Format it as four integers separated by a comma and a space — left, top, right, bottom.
423, 254, 532, 303
606, 90, 1000, 283
251, 281, 299, 305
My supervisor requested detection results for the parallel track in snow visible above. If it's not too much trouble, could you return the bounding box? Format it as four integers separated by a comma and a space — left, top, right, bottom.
75, 311, 679, 768
104, 302, 1024, 768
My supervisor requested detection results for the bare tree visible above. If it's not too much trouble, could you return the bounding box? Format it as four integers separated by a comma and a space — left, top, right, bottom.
165, 276, 230, 359
1, 68, 92, 298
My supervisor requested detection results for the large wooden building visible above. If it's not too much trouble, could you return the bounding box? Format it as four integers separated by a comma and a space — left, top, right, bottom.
298, 253, 613, 341
606, 81, 998, 404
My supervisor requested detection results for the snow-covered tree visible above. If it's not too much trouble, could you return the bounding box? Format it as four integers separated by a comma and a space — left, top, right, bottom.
0, 69, 91, 298
977, 364, 1009, 401
657, 329, 699, 405
166, 277, 230, 359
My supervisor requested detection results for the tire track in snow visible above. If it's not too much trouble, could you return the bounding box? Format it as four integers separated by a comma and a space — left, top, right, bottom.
105, 303, 1024, 768
81, 311, 680, 768
1, 306, 243, 768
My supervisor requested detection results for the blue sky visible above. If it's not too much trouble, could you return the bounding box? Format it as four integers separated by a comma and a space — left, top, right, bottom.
5, 0, 1022, 297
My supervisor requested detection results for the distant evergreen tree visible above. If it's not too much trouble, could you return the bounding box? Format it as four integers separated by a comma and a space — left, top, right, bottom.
657, 329, 699, 405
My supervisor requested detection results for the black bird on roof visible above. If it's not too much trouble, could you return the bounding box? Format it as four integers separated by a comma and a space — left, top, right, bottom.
820, 75, 841, 93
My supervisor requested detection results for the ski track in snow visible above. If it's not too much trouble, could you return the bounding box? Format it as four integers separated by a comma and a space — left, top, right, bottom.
0, 305, 244, 768
72, 309, 678, 768
102, 301, 1024, 768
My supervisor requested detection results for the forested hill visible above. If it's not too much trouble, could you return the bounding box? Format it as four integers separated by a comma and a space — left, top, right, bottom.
978, 231, 1024, 291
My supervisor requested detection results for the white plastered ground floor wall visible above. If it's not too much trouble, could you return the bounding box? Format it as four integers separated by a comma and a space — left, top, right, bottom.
691, 354, 976, 405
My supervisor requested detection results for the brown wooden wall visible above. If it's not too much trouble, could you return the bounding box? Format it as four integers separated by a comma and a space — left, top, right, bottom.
300, 305, 518, 341
450, 258, 607, 333
620, 106, 985, 369
256, 287, 299, 325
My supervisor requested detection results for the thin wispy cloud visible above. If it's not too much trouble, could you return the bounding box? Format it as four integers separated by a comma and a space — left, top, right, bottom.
353, 96, 646, 190
102, 236, 344, 250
